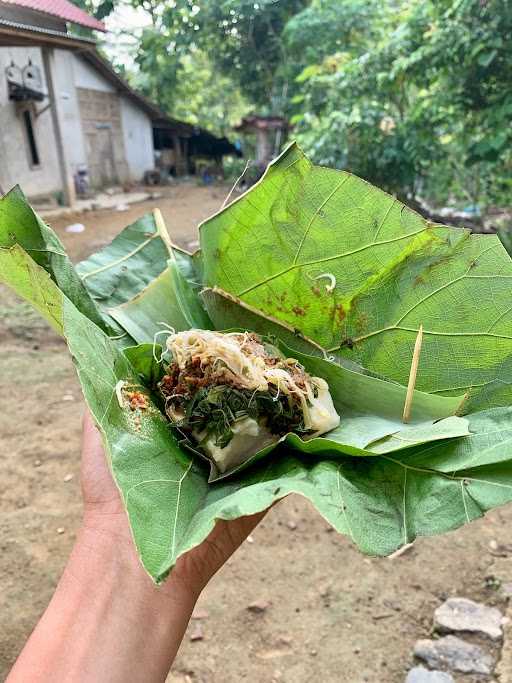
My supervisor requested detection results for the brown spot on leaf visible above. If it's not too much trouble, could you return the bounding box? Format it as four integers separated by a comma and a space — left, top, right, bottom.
292, 306, 306, 317
355, 313, 368, 333
311, 286, 321, 297
331, 303, 346, 323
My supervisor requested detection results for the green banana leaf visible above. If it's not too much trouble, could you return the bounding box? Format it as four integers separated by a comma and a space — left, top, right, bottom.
75, 209, 212, 342
199, 143, 512, 413
169, 248, 213, 330
2, 241, 512, 583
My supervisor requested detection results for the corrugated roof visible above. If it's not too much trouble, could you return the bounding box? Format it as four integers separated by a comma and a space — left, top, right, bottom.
2, 0, 105, 31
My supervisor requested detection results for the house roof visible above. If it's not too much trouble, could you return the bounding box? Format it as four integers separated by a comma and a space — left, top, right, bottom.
235, 115, 289, 132
0, 17, 97, 47
1, 0, 105, 31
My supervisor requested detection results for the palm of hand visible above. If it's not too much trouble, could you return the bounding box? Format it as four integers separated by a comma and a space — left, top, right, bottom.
80, 411, 266, 591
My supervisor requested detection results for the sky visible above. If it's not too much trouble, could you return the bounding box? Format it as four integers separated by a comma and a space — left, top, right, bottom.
102, 2, 152, 70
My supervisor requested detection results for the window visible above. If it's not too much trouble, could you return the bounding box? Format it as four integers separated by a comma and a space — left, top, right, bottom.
22, 109, 40, 167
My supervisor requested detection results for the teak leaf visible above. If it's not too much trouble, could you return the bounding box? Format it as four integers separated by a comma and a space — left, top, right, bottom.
76, 211, 171, 309
199, 143, 512, 412
2, 165, 512, 583
0, 186, 109, 333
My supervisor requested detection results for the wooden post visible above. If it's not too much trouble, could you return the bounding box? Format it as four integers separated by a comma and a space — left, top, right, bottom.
41, 47, 75, 207
182, 137, 189, 174
255, 128, 271, 164
172, 133, 182, 176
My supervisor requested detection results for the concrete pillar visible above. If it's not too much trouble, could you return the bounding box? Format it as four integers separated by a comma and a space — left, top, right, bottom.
41, 47, 75, 207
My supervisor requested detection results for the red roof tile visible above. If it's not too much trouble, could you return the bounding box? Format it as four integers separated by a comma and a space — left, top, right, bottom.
3, 0, 105, 31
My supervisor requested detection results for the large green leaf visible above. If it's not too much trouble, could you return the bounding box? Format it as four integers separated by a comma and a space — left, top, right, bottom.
199, 143, 512, 412
109, 267, 190, 344
169, 249, 213, 330
3, 174, 512, 584
0, 243, 205, 581
202, 286, 348, 360
76, 210, 171, 309
0, 186, 109, 334
2, 243, 511, 583
180, 406, 512, 560
158, 334, 470, 481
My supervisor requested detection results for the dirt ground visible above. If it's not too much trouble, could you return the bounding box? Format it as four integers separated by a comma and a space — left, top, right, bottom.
1, 182, 511, 682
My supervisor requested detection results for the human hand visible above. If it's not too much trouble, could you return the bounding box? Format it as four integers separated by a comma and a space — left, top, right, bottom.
9, 410, 266, 683
80, 410, 266, 595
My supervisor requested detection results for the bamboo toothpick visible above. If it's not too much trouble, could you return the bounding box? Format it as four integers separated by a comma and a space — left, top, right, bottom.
402, 324, 424, 424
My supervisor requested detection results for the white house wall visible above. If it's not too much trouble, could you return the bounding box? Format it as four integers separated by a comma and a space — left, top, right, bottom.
63, 53, 154, 182
0, 45, 155, 199
0, 46, 62, 197
52, 50, 87, 172
71, 55, 115, 93
120, 98, 154, 180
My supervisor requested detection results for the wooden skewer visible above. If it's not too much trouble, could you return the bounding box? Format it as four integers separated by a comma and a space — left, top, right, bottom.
402, 324, 423, 424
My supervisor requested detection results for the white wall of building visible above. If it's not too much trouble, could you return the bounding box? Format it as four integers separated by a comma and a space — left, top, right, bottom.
0, 44, 155, 199
120, 97, 154, 179
64, 53, 154, 182
0, 46, 62, 197
72, 55, 116, 93
53, 50, 88, 173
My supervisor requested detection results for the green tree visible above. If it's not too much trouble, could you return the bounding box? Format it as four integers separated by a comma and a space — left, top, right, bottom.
288, 0, 512, 207
132, 0, 307, 114
71, 0, 115, 20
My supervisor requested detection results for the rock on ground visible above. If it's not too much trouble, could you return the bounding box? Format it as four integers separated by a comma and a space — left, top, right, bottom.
496, 611, 512, 682
414, 635, 494, 675
434, 597, 504, 641
405, 665, 454, 682
491, 556, 512, 682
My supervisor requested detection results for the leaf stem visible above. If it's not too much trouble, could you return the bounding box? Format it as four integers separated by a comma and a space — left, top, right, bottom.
153, 208, 173, 257
221, 159, 251, 210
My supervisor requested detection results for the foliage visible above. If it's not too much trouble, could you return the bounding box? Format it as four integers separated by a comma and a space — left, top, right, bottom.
71, 0, 114, 20
200, 143, 512, 413
104, 0, 306, 129
165, 0, 308, 109
2, 149, 512, 580
71, 0, 512, 210
77, 0, 512, 215
288, 0, 512, 207
133, 49, 250, 136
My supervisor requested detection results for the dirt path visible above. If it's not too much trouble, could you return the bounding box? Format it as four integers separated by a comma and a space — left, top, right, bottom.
1, 183, 510, 682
